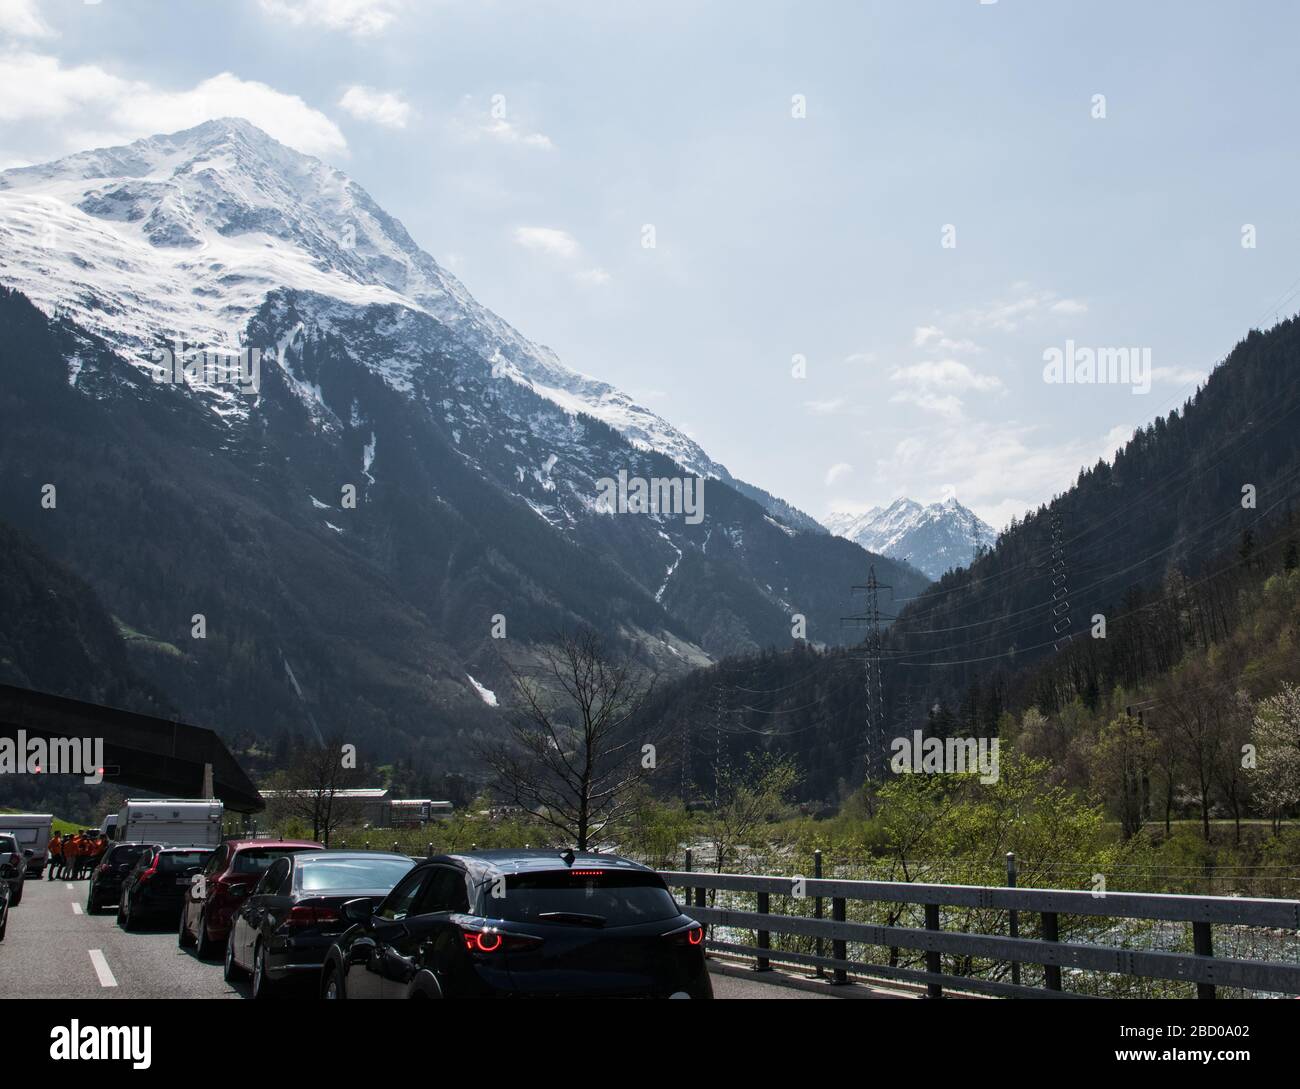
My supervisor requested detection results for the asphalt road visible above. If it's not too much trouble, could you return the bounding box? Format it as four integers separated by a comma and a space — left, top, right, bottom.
0, 871, 244, 999
0, 875, 827, 1000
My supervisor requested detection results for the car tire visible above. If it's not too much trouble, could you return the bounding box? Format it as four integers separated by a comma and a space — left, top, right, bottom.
178, 906, 196, 948
10, 884, 21, 907
85, 890, 97, 915
321, 963, 345, 1000
251, 942, 275, 1000
195, 909, 217, 960
223, 931, 246, 982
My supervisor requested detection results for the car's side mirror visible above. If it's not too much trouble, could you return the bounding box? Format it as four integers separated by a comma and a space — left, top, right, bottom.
341, 897, 374, 924
22, 849, 33, 858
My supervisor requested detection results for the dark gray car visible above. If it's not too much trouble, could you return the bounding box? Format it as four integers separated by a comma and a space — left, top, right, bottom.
0, 834, 25, 907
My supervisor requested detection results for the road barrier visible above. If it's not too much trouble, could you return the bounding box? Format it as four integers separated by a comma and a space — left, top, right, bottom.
661, 865, 1300, 999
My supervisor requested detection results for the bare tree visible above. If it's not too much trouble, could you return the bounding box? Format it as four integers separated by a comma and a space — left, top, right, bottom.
261, 736, 365, 845
482, 629, 658, 850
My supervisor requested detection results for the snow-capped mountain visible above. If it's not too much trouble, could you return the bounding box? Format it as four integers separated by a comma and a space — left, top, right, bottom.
825, 498, 996, 580
0, 120, 927, 760
0, 118, 729, 478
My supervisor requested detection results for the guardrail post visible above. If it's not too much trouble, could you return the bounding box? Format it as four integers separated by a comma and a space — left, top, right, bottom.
832, 897, 847, 985
925, 903, 942, 998
756, 891, 771, 971
813, 849, 824, 979
1008, 852, 1019, 987
392, 841, 399, 854
426, 842, 434, 859
1193, 922, 1215, 999
1042, 911, 1061, 991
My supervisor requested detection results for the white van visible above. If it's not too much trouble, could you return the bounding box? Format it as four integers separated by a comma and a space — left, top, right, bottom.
0, 814, 53, 876
115, 800, 223, 848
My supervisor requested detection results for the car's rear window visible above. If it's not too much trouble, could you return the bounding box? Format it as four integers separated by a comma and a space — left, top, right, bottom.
110, 845, 149, 865
298, 857, 414, 892
232, 848, 313, 874
482, 870, 680, 926
158, 851, 211, 871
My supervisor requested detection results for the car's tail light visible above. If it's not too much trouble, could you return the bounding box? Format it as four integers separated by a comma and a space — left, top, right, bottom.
570, 869, 604, 876
138, 857, 161, 885
668, 925, 704, 947
96, 863, 110, 876
285, 904, 341, 927
458, 924, 542, 955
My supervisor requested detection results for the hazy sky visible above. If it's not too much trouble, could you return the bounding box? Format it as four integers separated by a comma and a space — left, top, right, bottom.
3, 0, 1298, 529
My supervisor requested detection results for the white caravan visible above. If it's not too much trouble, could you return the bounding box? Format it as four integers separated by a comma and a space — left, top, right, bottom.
115, 799, 224, 848
0, 814, 53, 875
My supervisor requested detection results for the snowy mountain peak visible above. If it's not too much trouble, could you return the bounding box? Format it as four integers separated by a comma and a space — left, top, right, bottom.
0, 118, 727, 479
825, 497, 996, 580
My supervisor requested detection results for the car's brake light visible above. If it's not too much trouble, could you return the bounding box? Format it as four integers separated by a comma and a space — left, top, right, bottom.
138, 857, 161, 885
285, 904, 341, 927
570, 869, 604, 876
668, 925, 704, 947
459, 925, 542, 955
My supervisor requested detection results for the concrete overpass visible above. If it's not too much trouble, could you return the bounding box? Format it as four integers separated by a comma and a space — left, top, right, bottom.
0, 683, 263, 812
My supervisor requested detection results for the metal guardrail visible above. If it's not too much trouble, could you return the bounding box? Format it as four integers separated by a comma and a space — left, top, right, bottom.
661, 867, 1300, 999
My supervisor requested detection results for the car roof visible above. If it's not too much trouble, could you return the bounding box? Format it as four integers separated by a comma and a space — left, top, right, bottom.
425, 849, 652, 880
293, 851, 412, 863
223, 840, 323, 851
155, 845, 214, 852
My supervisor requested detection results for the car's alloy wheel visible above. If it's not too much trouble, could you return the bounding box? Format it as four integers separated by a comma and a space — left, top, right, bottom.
195, 909, 215, 960
223, 932, 243, 982
322, 968, 342, 1000
252, 943, 274, 999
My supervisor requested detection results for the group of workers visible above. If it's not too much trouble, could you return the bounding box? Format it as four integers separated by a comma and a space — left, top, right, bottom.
46, 830, 108, 880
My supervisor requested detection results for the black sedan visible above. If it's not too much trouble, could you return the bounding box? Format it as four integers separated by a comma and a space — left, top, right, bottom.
86, 842, 157, 914
320, 850, 713, 999
118, 846, 213, 930
224, 851, 415, 999
0, 859, 15, 940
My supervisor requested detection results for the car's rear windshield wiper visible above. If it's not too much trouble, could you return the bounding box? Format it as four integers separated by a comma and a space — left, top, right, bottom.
536, 911, 608, 927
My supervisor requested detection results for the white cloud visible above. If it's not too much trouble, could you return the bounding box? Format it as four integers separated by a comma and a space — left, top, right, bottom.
961, 287, 1088, 333
454, 96, 553, 151
825, 462, 853, 486
876, 420, 1129, 530
890, 359, 1002, 393
0, 0, 53, 38
1050, 298, 1088, 316
514, 226, 608, 286
258, 0, 405, 36
338, 85, 411, 128
912, 325, 978, 353
514, 226, 579, 260
0, 54, 346, 157
889, 389, 964, 418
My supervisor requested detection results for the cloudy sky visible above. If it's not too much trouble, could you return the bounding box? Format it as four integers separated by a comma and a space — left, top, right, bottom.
2, 0, 1298, 529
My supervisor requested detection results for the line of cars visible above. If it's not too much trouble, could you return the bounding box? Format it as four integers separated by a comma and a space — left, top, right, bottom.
94, 834, 713, 998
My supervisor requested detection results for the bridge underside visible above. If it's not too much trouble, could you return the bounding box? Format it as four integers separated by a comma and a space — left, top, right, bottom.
0, 683, 264, 813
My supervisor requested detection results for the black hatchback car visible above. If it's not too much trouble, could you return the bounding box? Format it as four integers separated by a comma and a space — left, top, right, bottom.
118, 846, 213, 930
86, 842, 158, 914
224, 850, 414, 998
320, 850, 712, 999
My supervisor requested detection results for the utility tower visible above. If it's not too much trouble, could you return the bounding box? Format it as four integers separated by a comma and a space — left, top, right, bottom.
1047, 511, 1071, 651
712, 683, 727, 807
842, 564, 894, 781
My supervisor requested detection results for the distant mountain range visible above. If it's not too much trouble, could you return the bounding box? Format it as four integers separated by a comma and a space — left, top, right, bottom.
0, 119, 926, 761
825, 498, 997, 579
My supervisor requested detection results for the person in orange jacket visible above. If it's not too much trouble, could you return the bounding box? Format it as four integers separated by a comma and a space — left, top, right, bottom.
47, 832, 63, 880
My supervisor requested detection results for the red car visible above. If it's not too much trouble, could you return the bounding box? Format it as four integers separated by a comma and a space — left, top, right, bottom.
178, 839, 323, 958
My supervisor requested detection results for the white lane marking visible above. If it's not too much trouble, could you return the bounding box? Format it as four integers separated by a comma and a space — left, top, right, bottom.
88, 949, 118, 988
65, 883, 74, 890
72, 903, 83, 915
